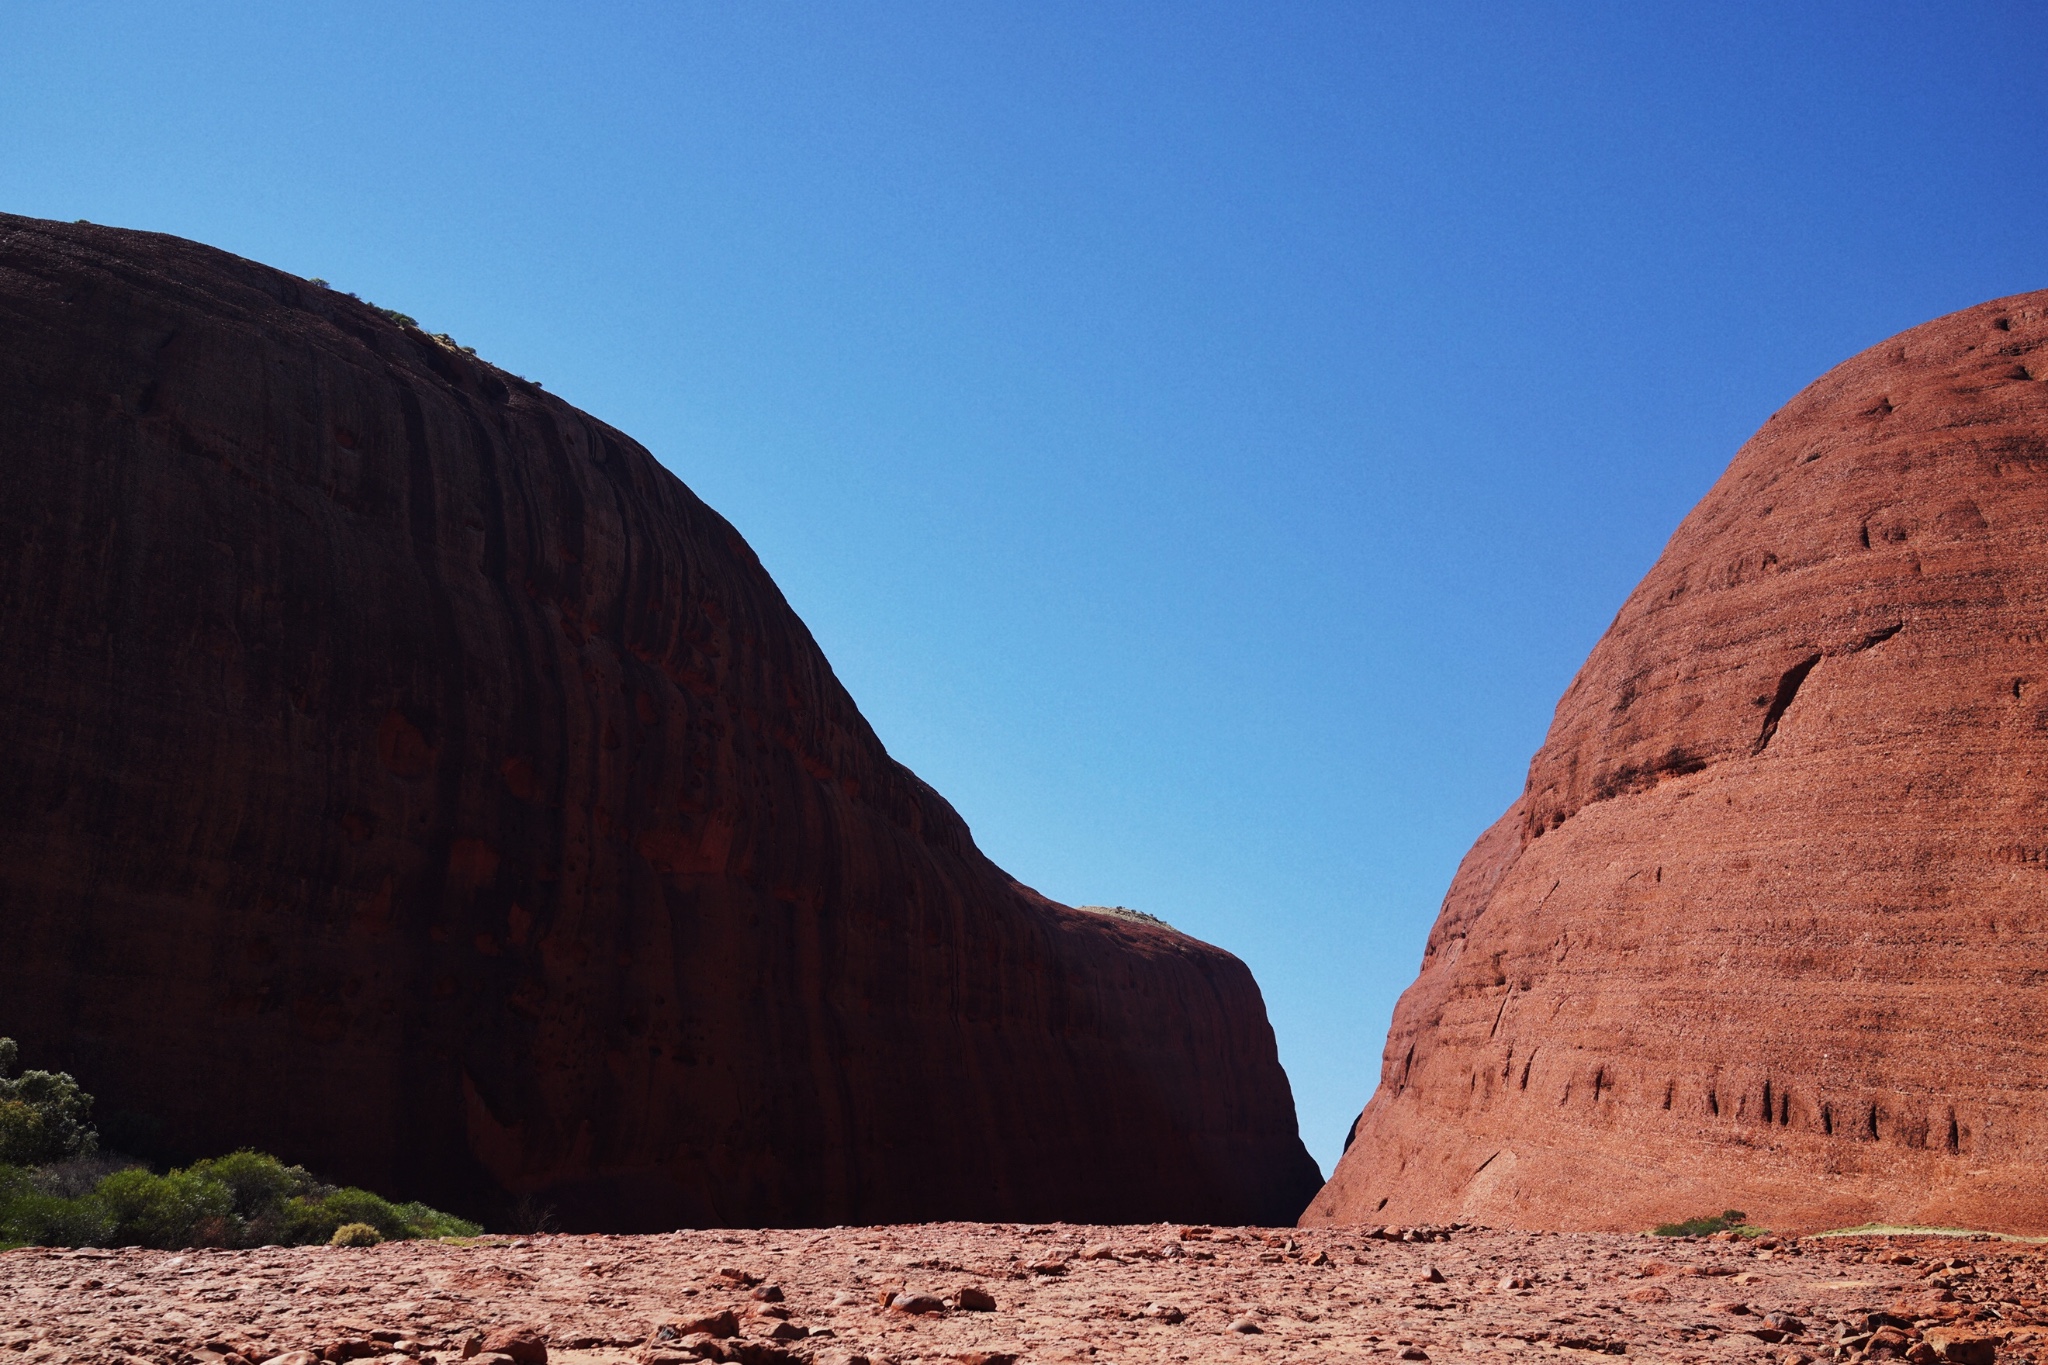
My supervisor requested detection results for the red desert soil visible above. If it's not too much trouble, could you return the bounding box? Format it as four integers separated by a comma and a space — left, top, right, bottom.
0, 212, 1316, 1229
4, 1224, 2042, 1365
1311, 289, 2048, 1235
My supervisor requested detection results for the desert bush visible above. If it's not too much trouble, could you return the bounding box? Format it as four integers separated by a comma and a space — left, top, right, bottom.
1652, 1209, 1764, 1237
0, 1038, 98, 1166
0, 1041, 480, 1250
330, 1221, 384, 1247
31, 1154, 141, 1199
0, 1148, 480, 1250
188, 1149, 313, 1216
96, 1166, 236, 1247
0, 1166, 114, 1247
398, 1200, 482, 1239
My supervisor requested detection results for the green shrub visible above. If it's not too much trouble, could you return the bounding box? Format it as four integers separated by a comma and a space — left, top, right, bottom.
330, 1221, 383, 1247
0, 1039, 98, 1166
0, 1042, 481, 1249
1652, 1208, 1765, 1237
0, 1147, 481, 1249
97, 1166, 235, 1247
0, 1165, 112, 1249
397, 1199, 483, 1240
187, 1150, 314, 1217
317, 1185, 413, 1238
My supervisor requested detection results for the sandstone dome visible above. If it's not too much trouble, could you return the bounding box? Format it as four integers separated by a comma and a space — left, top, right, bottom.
1308, 288, 2048, 1235
0, 213, 1322, 1229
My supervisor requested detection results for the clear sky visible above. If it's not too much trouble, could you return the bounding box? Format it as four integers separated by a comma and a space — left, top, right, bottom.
4, 2, 2043, 1176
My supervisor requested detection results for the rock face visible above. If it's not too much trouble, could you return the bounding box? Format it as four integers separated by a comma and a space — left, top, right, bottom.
1308, 290, 2048, 1235
0, 214, 1321, 1229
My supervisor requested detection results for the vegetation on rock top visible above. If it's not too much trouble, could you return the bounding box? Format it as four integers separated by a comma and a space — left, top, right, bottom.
1076, 904, 1174, 930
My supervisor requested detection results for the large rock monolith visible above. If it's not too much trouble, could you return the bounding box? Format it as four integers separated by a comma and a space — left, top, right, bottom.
0, 214, 1321, 1229
1308, 290, 2048, 1235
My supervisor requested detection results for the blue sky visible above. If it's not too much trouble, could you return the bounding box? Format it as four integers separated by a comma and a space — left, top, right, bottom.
4, 2, 2042, 1176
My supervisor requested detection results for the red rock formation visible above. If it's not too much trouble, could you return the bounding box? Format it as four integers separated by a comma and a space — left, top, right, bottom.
0, 214, 1320, 1229
1308, 289, 2048, 1236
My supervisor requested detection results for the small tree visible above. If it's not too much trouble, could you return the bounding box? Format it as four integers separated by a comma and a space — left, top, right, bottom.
0, 1039, 99, 1166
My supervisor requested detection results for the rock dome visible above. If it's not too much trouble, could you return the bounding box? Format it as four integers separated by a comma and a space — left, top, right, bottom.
0, 214, 1321, 1229
1308, 289, 2048, 1234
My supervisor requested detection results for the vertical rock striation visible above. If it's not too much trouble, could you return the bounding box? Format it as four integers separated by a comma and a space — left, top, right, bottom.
0, 214, 1321, 1229
1309, 289, 2048, 1235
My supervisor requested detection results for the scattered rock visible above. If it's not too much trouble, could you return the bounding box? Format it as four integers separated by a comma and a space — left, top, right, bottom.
479, 1329, 547, 1365
888, 1293, 946, 1315
722, 1345, 799, 1365
750, 1284, 784, 1302
1228, 1317, 1263, 1334
4, 1221, 2045, 1365
1922, 1328, 1997, 1365
671, 1313, 739, 1341
955, 1286, 998, 1312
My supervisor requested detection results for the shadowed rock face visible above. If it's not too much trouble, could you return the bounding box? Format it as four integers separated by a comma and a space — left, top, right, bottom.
0, 214, 1321, 1230
1308, 289, 2048, 1236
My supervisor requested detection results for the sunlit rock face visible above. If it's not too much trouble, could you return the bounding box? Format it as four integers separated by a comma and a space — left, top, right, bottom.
1308, 290, 2048, 1235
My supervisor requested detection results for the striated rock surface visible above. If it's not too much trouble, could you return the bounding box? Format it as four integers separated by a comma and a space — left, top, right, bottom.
0, 214, 1320, 1229
1309, 289, 2048, 1235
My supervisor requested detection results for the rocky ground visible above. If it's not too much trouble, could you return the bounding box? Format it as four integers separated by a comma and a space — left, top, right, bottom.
4, 1223, 2044, 1365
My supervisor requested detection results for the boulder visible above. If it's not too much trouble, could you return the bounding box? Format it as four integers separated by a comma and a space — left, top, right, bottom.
477, 1331, 546, 1365
1306, 290, 2048, 1234
0, 213, 1320, 1229
1923, 1328, 1997, 1365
